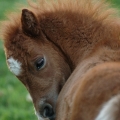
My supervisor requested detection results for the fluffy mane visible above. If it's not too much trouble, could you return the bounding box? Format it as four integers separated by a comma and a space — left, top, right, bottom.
1, 0, 120, 43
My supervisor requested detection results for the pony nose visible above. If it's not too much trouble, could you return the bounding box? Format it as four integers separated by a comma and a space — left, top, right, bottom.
40, 103, 55, 120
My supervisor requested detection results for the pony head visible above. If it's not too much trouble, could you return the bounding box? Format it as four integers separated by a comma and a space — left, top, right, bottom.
2, 8, 71, 120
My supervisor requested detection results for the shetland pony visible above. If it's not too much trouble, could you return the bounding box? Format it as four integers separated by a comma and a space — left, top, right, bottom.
1, 0, 120, 120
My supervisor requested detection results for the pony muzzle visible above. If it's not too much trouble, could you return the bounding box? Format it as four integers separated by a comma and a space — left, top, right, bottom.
39, 103, 55, 120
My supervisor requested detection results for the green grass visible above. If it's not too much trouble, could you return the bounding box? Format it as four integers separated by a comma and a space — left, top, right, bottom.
0, 0, 37, 120
0, 0, 120, 120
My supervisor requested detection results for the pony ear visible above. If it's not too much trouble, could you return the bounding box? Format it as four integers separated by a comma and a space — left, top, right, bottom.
21, 9, 40, 37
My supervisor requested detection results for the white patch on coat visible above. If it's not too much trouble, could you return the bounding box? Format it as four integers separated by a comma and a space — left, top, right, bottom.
95, 95, 120, 120
7, 57, 22, 76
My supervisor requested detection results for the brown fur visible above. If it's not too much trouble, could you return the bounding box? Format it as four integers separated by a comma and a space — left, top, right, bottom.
1, 0, 120, 120
56, 62, 120, 120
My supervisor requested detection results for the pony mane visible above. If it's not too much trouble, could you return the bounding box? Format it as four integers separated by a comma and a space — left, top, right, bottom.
1, 0, 120, 43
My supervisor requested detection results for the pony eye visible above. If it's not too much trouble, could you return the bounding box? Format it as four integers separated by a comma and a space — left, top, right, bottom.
35, 58, 45, 70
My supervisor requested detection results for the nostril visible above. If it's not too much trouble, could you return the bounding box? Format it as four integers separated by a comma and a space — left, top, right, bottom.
40, 103, 55, 120
43, 104, 54, 118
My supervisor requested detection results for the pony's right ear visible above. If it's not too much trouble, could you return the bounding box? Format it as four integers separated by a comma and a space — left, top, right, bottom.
21, 9, 40, 37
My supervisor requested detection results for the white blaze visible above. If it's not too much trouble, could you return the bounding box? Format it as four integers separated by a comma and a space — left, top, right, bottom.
7, 57, 22, 76
95, 95, 120, 120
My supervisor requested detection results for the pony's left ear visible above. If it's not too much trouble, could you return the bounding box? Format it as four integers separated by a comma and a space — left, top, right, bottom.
21, 9, 40, 37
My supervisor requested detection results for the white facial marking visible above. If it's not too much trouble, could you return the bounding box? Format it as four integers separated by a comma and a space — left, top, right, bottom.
95, 95, 120, 120
7, 57, 22, 76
